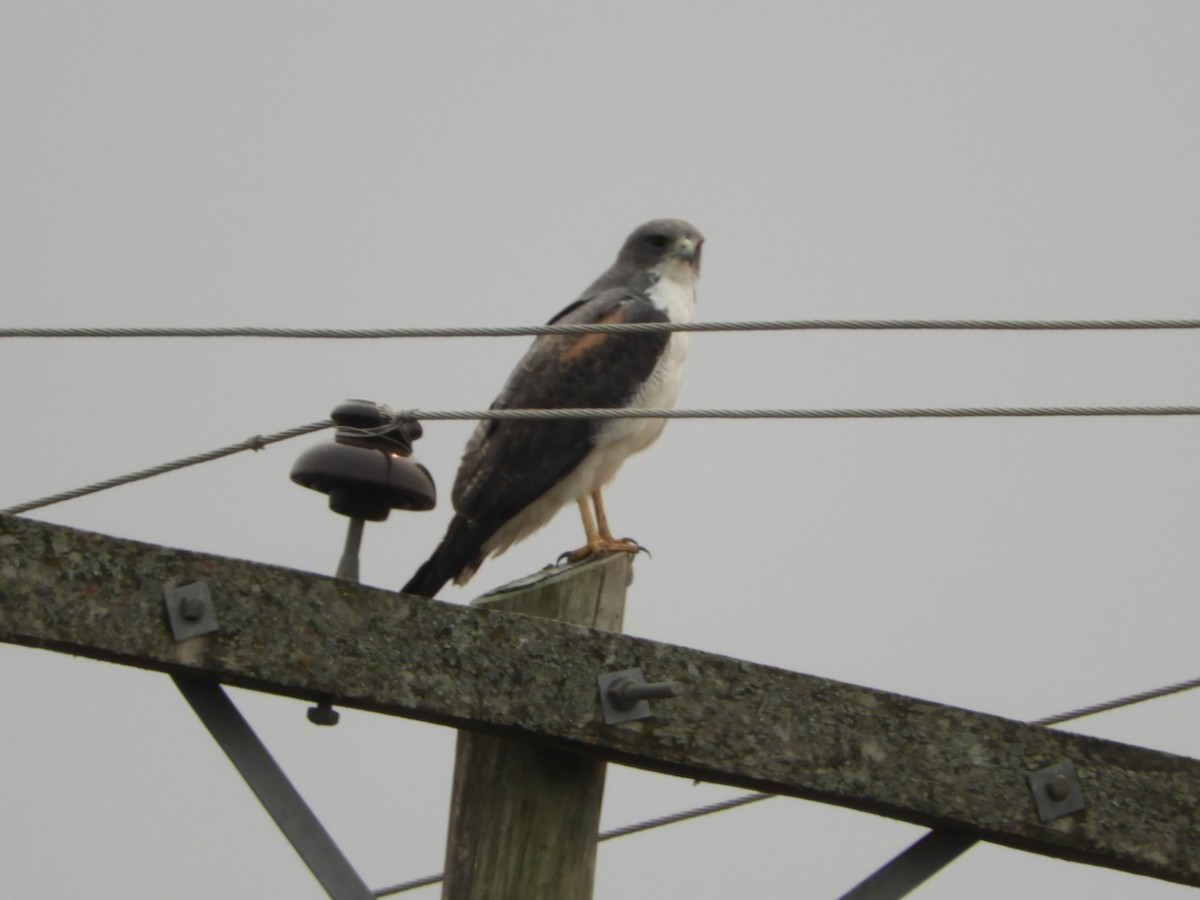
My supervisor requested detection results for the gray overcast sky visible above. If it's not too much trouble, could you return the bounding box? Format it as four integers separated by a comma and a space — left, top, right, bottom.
3, 2, 1200, 897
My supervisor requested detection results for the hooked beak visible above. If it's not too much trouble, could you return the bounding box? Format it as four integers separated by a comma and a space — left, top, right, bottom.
674, 236, 702, 271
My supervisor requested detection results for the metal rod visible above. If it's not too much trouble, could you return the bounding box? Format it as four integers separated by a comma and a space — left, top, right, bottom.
172, 675, 372, 900
837, 832, 976, 899
336, 517, 365, 582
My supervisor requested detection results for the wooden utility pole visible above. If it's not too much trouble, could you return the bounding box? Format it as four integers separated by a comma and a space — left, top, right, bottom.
442, 554, 630, 900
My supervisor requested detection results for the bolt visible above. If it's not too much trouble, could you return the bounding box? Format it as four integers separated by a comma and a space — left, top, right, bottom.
179, 595, 206, 621
607, 677, 683, 711
307, 701, 340, 726
1045, 773, 1071, 802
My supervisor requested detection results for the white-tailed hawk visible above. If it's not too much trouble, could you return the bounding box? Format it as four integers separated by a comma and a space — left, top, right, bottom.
402, 219, 703, 597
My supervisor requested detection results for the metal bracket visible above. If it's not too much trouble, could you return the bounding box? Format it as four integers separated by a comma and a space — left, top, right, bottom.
164, 581, 218, 641
1027, 760, 1086, 822
173, 676, 372, 898
598, 667, 682, 724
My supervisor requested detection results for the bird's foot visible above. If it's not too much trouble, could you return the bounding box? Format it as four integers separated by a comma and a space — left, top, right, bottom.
557, 538, 647, 566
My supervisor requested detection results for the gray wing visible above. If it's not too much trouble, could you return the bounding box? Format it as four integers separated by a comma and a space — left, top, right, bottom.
452, 286, 670, 522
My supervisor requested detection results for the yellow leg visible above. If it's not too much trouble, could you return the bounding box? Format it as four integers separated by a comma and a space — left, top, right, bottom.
592, 490, 614, 541
577, 495, 600, 545
563, 491, 641, 563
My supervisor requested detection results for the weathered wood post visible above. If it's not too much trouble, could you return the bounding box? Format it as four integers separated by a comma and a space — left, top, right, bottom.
441, 553, 631, 900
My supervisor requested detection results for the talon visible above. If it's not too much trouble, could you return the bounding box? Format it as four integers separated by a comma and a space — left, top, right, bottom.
619, 538, 651, 559
559, 538, 643, 566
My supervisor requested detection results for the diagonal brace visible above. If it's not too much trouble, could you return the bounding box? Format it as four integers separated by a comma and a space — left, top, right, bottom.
173, 675, 373, 900
838, 832, 975, 899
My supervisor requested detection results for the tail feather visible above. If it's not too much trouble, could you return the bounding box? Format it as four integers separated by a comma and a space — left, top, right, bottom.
401, 515, 492, 598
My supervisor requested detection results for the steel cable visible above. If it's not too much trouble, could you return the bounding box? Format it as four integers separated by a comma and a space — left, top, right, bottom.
6, 317, 1200, 340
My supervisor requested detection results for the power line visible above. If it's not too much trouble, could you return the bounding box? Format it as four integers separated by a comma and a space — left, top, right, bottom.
372, 794, 775, 897
0, 421, 332, 516
594, 791, 773, 841
7, 404, 1200, 516
371, 672, 1200, 896
5, 318, 1200, 340
1033, 672, 1200, 726
373, 874, 443, 897
403, 404, 1200, 422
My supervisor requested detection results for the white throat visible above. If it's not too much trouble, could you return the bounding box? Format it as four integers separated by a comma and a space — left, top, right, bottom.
647, 259, 697, 323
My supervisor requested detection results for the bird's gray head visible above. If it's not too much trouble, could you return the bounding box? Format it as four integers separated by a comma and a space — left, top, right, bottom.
616, 219, 704, 277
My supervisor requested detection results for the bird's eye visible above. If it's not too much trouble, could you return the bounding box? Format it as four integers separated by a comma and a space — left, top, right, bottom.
644, 234, 670, 248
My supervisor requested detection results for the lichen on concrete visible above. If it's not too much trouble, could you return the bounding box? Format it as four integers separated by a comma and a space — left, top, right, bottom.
1, 514, 1198, 886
